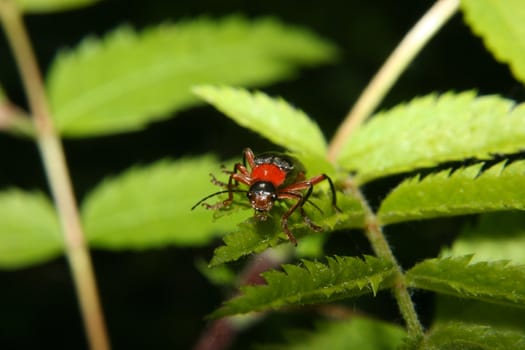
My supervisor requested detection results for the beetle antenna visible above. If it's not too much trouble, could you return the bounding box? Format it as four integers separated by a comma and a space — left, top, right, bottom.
191, 189, 247, 210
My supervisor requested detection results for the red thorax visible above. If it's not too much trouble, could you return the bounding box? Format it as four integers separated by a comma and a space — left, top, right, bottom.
251, 164, 287, 187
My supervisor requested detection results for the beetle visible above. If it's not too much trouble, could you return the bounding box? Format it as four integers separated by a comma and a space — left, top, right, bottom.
192, 148, 340, 245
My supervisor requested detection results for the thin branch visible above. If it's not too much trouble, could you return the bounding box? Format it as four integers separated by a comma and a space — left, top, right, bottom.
327, 0, 460, 162
0, 98, 34, 136
0, 1, 110, 349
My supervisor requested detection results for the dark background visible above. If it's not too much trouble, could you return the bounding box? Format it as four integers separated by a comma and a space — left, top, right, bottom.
0, 0, 521, 349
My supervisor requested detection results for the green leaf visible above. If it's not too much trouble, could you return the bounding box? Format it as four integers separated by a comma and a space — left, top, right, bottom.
210, 256, 395, 318
406, 255, 525, 308
442, 212, 525, 264
420, 321, 525, 350
209, 217, 283, 267
194, 85, 327, 159
461, 0, 525, 85
378, 161, 525, 225
435, 295, 525, 335
15, 0, 99, 13
82, 156, 250, 249
337, 92, 525, 183
261, 317, 405, 350
209, 193, 365, 266
47, 16, 338, 137
0, 189, 62, 269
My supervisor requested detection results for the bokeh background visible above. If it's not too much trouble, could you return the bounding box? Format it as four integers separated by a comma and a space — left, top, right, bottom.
0, 0, 521, 348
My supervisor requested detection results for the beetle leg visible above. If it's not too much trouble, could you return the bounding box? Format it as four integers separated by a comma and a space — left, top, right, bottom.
299, 206, 322, 232
242, 148, 256, 169
276, 191, 310, 246
209, 173, 229, 188
281, 174, 341, 212
284, 185, 323, 231
221, 163, 251, 207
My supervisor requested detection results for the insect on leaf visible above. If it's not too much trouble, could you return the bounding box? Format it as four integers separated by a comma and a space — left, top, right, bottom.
47, 16, 338, 137
462, 0, 525, 85
209, 193, 365, 266
83, 155, 250, 249
210, 256, 396, 318
378, 160, 525, 225
0, 189, 62, 269
406, 255, 525, 309
337, 92, 525, 183
194, 85, 327, 159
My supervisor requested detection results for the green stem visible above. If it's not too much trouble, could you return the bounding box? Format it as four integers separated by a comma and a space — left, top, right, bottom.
326, 0, 461, 338
0, 1, 110, 349
327, 0, 460, 162
365, 218, 422, 338
345, 180, 423, 339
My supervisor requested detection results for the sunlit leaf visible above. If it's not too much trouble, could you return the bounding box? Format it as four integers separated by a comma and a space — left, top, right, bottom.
47, 16, 338, 137
378, 161, 525, 225
337, 92, 525, 183
407, 255, 525, 308
83, 156, 250, 249
194, 86, 328, 159
462, 0, 525, 84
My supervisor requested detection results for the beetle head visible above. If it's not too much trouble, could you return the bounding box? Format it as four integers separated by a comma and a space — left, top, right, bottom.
248, 181, 277, 219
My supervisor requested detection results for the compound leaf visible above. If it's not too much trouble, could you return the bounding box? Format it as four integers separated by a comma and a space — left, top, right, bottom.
82, 155, 249, 249
378, 160, 525, 225
462, 0, 525, 84
194, 85, 328, 159
47, 16, 338, 137
337, 92, 525, 183
420, 321, 525, 350
406, 255, 525, 308
262, 317, 405, 350
0, 189, 62, 269
210, 256, 396, 318
209, 194, 365, 266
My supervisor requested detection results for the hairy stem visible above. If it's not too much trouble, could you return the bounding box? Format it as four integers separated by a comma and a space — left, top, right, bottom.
327, 0, 460, 337
327, 0, 460, 161
0, 1, 110, 349
344, 179, 424, 339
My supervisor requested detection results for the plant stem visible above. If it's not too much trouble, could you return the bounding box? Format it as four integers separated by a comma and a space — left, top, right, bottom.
0, 1, 110, 349
327, 0, 460, 162
327, 0, 460, 337
344, 180, 423, 339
